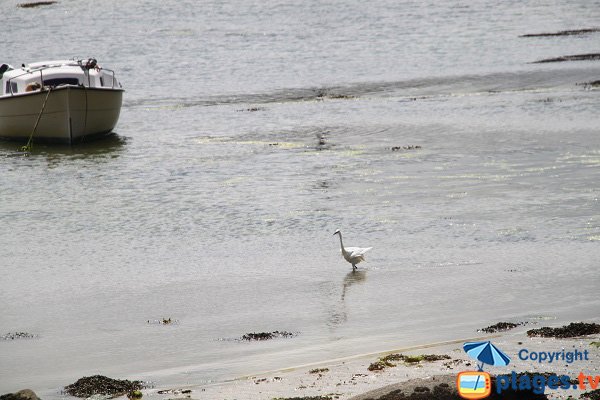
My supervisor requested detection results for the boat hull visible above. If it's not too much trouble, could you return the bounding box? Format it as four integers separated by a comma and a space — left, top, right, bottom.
0, 86, 123, 143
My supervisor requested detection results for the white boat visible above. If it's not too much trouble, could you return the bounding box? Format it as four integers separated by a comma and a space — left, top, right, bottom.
0, 58, 123, 144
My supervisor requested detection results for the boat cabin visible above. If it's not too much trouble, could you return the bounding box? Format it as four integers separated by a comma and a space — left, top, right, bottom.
0, 59, 120, 96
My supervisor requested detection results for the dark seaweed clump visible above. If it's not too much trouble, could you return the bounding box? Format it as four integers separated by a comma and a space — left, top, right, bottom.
521, 28, 600, 37
309, 368, 329, 374
527, 322, 600, 338
1, 332, 37, 340
581, 389, 600, 400
17, 1, 57, 7
241, 331, 296, 341
391, 145, 421, 151
147, 318, 178, 325
533, 53, 600, 63
578, 80, 600, 89
480, 322, 525, 333
64, 375, 143, 398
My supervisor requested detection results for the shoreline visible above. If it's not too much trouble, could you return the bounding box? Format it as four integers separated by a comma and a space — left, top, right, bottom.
141, 325, 599, 400
233, 333, 502, 381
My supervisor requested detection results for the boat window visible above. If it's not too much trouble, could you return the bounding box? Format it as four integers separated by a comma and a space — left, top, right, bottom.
10, 81, 18, 94
100, 76, 104, 87
43, 78, 79, 87
0, 64, 9, 79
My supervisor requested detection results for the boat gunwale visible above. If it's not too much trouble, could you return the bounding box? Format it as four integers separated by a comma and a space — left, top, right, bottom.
0, 84, 124, 102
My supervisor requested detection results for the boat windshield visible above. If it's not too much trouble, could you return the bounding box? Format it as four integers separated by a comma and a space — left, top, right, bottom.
43, 77, 80, 87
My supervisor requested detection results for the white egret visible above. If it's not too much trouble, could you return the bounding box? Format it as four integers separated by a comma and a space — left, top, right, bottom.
333, 229, 372, 270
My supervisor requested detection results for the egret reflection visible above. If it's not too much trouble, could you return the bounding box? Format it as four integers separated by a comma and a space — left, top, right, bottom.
327, 269, 367, 329
341, 269, 366, 300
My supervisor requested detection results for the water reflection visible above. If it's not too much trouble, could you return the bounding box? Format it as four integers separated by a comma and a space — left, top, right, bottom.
0, 132, 127, 166
327, 269, 367, 330
315, 131, 333, 151
341, 269, 366, 300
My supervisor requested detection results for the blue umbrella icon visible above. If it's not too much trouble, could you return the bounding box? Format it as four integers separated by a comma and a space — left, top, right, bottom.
463, 341, 511, 371
463, 341, 511, 394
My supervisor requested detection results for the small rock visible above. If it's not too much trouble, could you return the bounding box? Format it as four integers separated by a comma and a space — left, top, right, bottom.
0, 390, 41, 400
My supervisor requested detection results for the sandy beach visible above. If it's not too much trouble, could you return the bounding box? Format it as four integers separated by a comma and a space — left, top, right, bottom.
135, 323, 599, 400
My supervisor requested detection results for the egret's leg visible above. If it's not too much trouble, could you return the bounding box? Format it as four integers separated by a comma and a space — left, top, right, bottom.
352, 264, 357, 270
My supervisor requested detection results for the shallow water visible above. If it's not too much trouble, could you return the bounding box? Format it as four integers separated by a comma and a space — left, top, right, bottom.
1, 0, 600, 396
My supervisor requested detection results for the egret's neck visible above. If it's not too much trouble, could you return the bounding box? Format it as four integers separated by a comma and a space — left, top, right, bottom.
337, 233, 345, 252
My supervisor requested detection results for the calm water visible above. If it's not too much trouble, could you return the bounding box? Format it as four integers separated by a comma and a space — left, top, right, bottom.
2, 0, 600, 396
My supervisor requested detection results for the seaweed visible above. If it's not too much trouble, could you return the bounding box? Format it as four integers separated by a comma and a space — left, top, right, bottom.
17, 1, 57, 7
421, 354, 452, 362
368, 359, 396, 371
64, 375, 144, 398
240, 331, 297, 341
391, 145, 421, 151
147, 318, 178, 325
581, 389, 600, 400
532, 54, 600, 63
527, 322, 600, 338
0, 332, 37, 340
368, 353, 451, 371
577, 81, 600, 90
521, 28, 600, 37
127, 390, 143, 399
309, 368, 329, 374
479, 322, 526, 333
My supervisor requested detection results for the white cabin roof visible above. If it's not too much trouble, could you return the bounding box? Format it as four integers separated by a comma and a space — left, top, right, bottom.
26, 60, 80, 69
0, 58, 122, 96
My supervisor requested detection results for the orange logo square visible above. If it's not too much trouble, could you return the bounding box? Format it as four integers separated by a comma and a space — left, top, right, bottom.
456, 371, 491, 399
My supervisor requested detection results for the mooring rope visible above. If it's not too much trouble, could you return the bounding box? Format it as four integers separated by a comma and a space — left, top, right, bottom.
83, 84, 88, 135
21, 86, 52, 153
